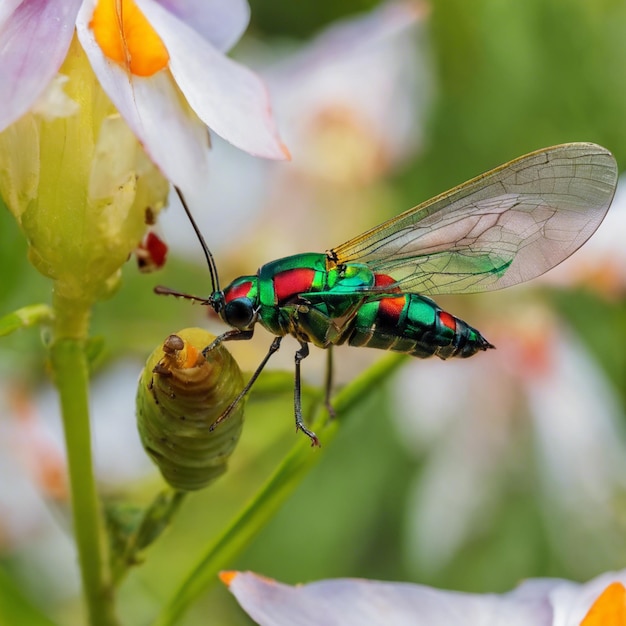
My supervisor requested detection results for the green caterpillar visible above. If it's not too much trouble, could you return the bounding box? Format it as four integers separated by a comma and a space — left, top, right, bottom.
136, 328, 245, 491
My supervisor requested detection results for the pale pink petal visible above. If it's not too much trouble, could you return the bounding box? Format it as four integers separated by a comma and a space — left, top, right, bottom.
76, 0, 209, 197
153, 0, 250, 52
136, 0, 289, 160
261, 0, 430, 176
0, 0, 22, 24
0, 0, 82, 131
277, 0, 427, 68
223, 572, 554, 626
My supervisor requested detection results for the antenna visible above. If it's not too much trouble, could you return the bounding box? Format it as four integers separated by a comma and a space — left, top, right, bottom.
174, 186, 221, 294
153, 285, 211, 305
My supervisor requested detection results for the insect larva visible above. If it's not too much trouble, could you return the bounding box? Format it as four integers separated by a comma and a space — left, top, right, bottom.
136, 328, 245, 491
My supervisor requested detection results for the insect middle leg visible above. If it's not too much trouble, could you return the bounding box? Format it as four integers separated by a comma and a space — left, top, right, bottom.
208, 334, 283, 432
294, 341, 320, 447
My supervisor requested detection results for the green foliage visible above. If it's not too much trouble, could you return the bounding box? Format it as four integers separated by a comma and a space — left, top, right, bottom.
248, 0, 379, 38
402, 0, 626, 201
0, 567, 57, 626
107, 491, 186, 584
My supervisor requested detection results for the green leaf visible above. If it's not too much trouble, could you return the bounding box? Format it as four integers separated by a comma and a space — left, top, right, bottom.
108, 491, 187, 585
0, 304, 52, 337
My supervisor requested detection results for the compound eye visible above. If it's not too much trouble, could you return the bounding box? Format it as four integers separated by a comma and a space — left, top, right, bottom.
223, 298, 255, 329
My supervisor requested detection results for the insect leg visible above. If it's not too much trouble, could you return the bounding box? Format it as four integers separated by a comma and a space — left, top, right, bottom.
294, 341, 320, 447
324, 346, 336, 419
202, 328, 254, 355
209, 336, 282, 431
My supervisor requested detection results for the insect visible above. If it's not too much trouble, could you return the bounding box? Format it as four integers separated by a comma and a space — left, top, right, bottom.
157, 143, 618, 446
136, 328, 245, 491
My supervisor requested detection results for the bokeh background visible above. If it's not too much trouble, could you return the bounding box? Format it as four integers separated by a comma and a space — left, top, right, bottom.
1, 0, 626, 623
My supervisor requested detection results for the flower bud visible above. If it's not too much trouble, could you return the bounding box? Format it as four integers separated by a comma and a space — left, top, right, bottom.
0, 35, 169, 306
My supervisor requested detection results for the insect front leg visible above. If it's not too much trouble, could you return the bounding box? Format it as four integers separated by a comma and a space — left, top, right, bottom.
202, 328, 254, 355
294, 341, 320, 447
209, 335, 282, 432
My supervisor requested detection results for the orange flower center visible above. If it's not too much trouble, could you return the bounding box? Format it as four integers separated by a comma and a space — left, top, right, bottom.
581, 582, 626, 626
90, 0, 169, 77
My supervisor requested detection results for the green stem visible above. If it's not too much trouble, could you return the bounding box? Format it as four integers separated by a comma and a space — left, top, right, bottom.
111, 490, 187, 586
50, 300, 118, 626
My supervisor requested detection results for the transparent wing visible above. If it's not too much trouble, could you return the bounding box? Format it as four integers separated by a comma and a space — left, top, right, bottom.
329, 143, 618, 295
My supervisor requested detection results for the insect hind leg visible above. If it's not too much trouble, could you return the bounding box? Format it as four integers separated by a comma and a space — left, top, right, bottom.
294, 341, 320, 447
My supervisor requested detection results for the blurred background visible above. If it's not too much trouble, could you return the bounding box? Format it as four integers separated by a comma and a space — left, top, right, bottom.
1, 0, 626, 623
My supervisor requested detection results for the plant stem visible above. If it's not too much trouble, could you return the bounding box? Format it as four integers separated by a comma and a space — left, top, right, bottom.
50, 300, 118, 626
111, 490, 187, 586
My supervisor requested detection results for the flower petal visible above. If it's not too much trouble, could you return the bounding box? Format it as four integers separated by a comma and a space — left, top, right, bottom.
550, 570, 626, 626
223, 572, 554, 626
135, 0, 289, 160
153, 0, 250, 52
0, 0, 82, 131
580, 582, 626, 626
76, 0, 210, 197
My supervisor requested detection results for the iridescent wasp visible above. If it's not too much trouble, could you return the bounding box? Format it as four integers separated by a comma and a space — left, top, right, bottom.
158, 143, 617, 445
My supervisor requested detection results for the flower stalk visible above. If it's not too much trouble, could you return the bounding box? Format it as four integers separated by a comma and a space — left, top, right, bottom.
49, 312, 118, 626
0, 32, 170, 624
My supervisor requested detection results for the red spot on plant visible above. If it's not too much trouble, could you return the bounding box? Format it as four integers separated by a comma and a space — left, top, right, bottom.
137, 232, 168, 272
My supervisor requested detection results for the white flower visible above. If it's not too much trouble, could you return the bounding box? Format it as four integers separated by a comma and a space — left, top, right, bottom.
0, 0, 288, 199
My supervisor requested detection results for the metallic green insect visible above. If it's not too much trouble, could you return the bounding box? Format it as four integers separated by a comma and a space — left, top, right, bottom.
158, 143, 617, 446
137, 328, 245, 491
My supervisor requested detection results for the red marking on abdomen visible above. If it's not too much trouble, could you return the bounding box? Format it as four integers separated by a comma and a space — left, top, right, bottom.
274, 268, 317, 303
438, 311, 457, 331
378, 294, 406, 322
225, 281, 253, 303
374, 273, 401, 291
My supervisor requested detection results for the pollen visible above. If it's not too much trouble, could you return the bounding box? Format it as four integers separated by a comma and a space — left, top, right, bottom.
90, 0, 170, 77
581, 581, 626, 626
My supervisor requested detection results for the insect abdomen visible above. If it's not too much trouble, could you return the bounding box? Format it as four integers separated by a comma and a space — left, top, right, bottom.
346, 294, 493, 359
